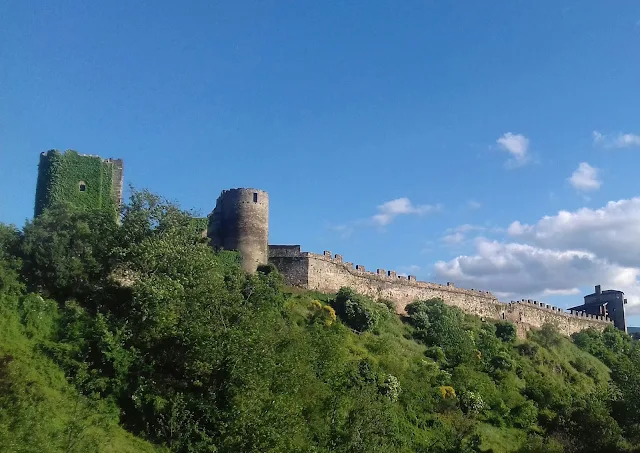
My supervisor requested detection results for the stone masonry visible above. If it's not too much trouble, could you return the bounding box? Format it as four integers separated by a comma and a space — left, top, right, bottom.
269, 246, 614, 337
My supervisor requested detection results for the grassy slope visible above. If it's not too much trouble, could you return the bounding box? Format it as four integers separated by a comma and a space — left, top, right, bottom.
0, 282, 615, 453
284, 287, 613, 453
0, 297, 163, 453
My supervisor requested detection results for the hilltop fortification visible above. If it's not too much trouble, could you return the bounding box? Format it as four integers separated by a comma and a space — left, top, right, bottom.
30, 153, 625, 338
268, 245, 614, 337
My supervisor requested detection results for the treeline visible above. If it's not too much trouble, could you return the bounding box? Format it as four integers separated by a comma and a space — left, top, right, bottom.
2, 190, 640, 452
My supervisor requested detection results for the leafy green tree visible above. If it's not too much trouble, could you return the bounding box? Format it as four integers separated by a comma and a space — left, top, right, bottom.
0, 224, 24, 297
406, 299, 475, 367
20, 202, 117, 301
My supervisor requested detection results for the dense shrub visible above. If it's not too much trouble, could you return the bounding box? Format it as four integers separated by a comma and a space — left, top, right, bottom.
406, 299, 475, 367
496, 321, 517, 343
332, 287, 380, 332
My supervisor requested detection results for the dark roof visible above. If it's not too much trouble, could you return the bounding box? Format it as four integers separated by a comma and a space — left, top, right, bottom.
585, 289, 624, 297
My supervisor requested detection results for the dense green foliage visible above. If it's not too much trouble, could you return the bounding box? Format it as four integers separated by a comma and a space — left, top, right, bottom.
34, 150, 117, 217
188, 217, 209, 236
4, 190, 640, 452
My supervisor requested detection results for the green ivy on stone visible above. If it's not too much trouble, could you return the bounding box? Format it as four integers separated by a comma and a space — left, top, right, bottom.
34, 150, 118, 218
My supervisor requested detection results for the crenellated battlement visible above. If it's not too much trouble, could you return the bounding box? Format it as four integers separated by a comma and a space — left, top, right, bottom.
268, 245, 613, 337
296, 250, 500, 300
510, 299, 612, 324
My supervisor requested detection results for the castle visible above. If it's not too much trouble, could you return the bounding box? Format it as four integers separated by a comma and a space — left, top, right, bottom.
207, 188, 624, 337
34, 151, 627, 337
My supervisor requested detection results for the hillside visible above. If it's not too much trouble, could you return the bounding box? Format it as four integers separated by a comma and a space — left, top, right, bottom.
2, 190, 640, 453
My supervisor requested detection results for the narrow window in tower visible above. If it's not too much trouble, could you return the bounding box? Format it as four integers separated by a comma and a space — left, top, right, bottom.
79, 181, 87, 192
253, 192, 258, 203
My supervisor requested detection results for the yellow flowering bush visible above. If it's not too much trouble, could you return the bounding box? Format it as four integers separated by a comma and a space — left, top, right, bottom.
439, 386, 456, 399
310, 300, 336, 326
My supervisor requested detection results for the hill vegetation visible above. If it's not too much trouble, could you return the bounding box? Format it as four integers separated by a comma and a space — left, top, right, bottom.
2, 189, 640, 452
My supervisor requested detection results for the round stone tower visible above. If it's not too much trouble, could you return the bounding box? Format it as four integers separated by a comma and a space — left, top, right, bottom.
207, 188, 269, 273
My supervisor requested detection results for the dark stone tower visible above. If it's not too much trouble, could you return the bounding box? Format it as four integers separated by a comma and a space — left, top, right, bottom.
569, 284, 627, 333
207, 188, 269, 273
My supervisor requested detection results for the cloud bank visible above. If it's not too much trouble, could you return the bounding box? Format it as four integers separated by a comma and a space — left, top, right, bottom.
434, 198, 640, 313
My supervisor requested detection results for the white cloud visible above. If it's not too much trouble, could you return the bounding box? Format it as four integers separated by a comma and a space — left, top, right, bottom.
372, 198, 441, 226
593, 130, 640, 149
442, 232, 465, 245
568, 162, 601, 192
330, 197, 442, 235
434, 238, 640, 309
508, 198, 640, 268
433, 198, 640, 314
468, 200, 482, 210
497, 132, 530, 167
592, 130, 605, 145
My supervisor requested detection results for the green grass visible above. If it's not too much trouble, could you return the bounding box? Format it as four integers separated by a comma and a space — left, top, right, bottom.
0, 297, 164, 453
476, 423, 527, 453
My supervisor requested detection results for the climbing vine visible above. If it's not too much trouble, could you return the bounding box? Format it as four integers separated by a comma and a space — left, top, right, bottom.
34, 150, 117, 217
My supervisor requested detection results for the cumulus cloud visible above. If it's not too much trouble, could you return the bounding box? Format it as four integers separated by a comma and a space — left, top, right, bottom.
593, 130, 640, 149
372, 198, 441, 226
434, 238, 640, 307
508, 198, 640, 269
568, 162, 601, 192
497, 132, 530, 167
468, 200, 482, 210
433, 198, 640, 314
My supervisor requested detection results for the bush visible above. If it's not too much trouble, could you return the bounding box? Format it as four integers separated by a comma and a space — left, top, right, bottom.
380, 374, 401, 402
439, 385, 456, 399
490, 351, 514, 372
332, 287, 380, 332
309, 300, 337, 326
510, 400, 538, 428
459, 390, 485, 415
495, 321, 517, 343
406, 299, 475, 366
534, 323, 562, 348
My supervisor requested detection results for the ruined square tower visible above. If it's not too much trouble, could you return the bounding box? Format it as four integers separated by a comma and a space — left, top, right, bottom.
34, 149, 124, 218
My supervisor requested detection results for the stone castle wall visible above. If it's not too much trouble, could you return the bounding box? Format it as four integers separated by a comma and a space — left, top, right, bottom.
269, 246, 613, 337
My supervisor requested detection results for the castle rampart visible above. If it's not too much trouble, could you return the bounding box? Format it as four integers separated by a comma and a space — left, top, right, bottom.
268, 246, 613, 337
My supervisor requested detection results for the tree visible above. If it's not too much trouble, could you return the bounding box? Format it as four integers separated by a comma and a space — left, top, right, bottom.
406, 299, 475, 367
332, 287, 380, 333
20, 202, 117, 301
495, 321, 517, 343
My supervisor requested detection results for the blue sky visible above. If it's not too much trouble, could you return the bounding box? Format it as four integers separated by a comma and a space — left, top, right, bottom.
2, 1, 640, 323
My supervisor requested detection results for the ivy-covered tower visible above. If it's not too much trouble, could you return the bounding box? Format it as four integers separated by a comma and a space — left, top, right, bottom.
34, 149, 124, 217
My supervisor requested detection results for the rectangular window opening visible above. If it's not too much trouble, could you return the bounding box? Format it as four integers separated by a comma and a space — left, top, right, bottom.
253, 192, 258, 203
